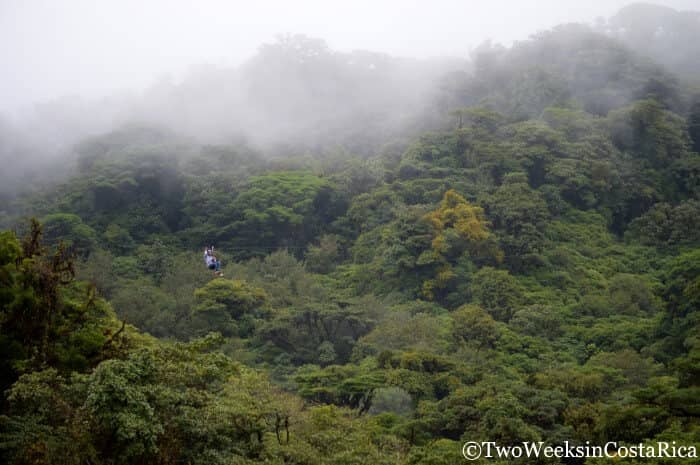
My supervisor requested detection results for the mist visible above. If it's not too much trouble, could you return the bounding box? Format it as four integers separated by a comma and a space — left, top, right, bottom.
1, 0, 699, 197
3, 0, 697, 111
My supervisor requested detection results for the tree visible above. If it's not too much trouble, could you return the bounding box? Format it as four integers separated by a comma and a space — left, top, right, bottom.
193, 279, 267, 337
259, 299, 376, 365
85, 353, 164, 464
689, 98, 700, 153
608, 273, 659, 315
0, 369, 97, 465
220, 172, 347, 257
483, 174, 549, 271
355, 204, 434, 297
469, 267, 524, 322
110, 281, 177, 338
305, 234, 341, 273
369, 387, 414, 416
608, 99, 691, 169
41, 213, 96, 256
451, 304, 499, 350
663, 249, 700, 318
359, 309, 451, 354
627, 200, 700, 245
421, 190, 502, 301
103, 223, 136, 255
0, 220, 124, 390
510, 305, 563, 339
134, 240, 172, 285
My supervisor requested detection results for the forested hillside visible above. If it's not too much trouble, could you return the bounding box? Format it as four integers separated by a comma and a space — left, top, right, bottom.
1, 5, 699, 465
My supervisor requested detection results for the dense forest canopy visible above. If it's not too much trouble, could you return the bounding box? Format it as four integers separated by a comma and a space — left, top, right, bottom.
1, 2, 699, 464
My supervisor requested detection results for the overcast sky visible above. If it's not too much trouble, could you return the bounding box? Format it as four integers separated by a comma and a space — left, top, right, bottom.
1, 0, 698, 113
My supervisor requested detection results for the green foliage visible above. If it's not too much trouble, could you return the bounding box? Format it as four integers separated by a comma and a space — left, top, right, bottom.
192, 279, 267, 338
295, 363, 384, 409
110, 281, 177, 338
360, 310, 451, 355
689, 99, 700, 153
305, 234, 341, 273
509, 305, 563, 339
369, 387, 414, 417
663, 249, 700, 318
483, 176, 549, 271
194, 279, 267, 317
627, 200, 700, 245
422, 189, 502, 300
85, 353, 164, 462
134, 239, 173, 284
0, 221, 127, 392
451, 304, 499, 350
218, 171, 347, 257
103, 223, 136, 255
4, 337, 391, 465
41, 213, 96, 256
3, 19, 700, 464
608, 273, 660, 315
469, 267, 524, 322
0, 369, 97, 465
608, 99, 691, 169
258, 299, 376, 365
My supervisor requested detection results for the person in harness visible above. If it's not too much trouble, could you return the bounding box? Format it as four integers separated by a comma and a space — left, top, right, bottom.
203, 246, 223, 276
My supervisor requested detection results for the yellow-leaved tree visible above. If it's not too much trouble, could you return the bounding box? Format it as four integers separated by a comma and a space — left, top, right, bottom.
421, 189, 502, 300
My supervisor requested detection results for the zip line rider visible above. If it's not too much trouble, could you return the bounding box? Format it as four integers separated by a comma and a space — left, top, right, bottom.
203, 246, 223, 276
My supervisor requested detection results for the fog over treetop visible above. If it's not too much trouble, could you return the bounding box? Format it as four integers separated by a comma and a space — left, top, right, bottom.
1, 1, 699, 198
1, 0, 697, 111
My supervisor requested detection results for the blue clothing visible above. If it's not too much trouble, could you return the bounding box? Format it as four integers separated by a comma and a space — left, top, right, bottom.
204, 248, 220, 272
207, 256, 221, 272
